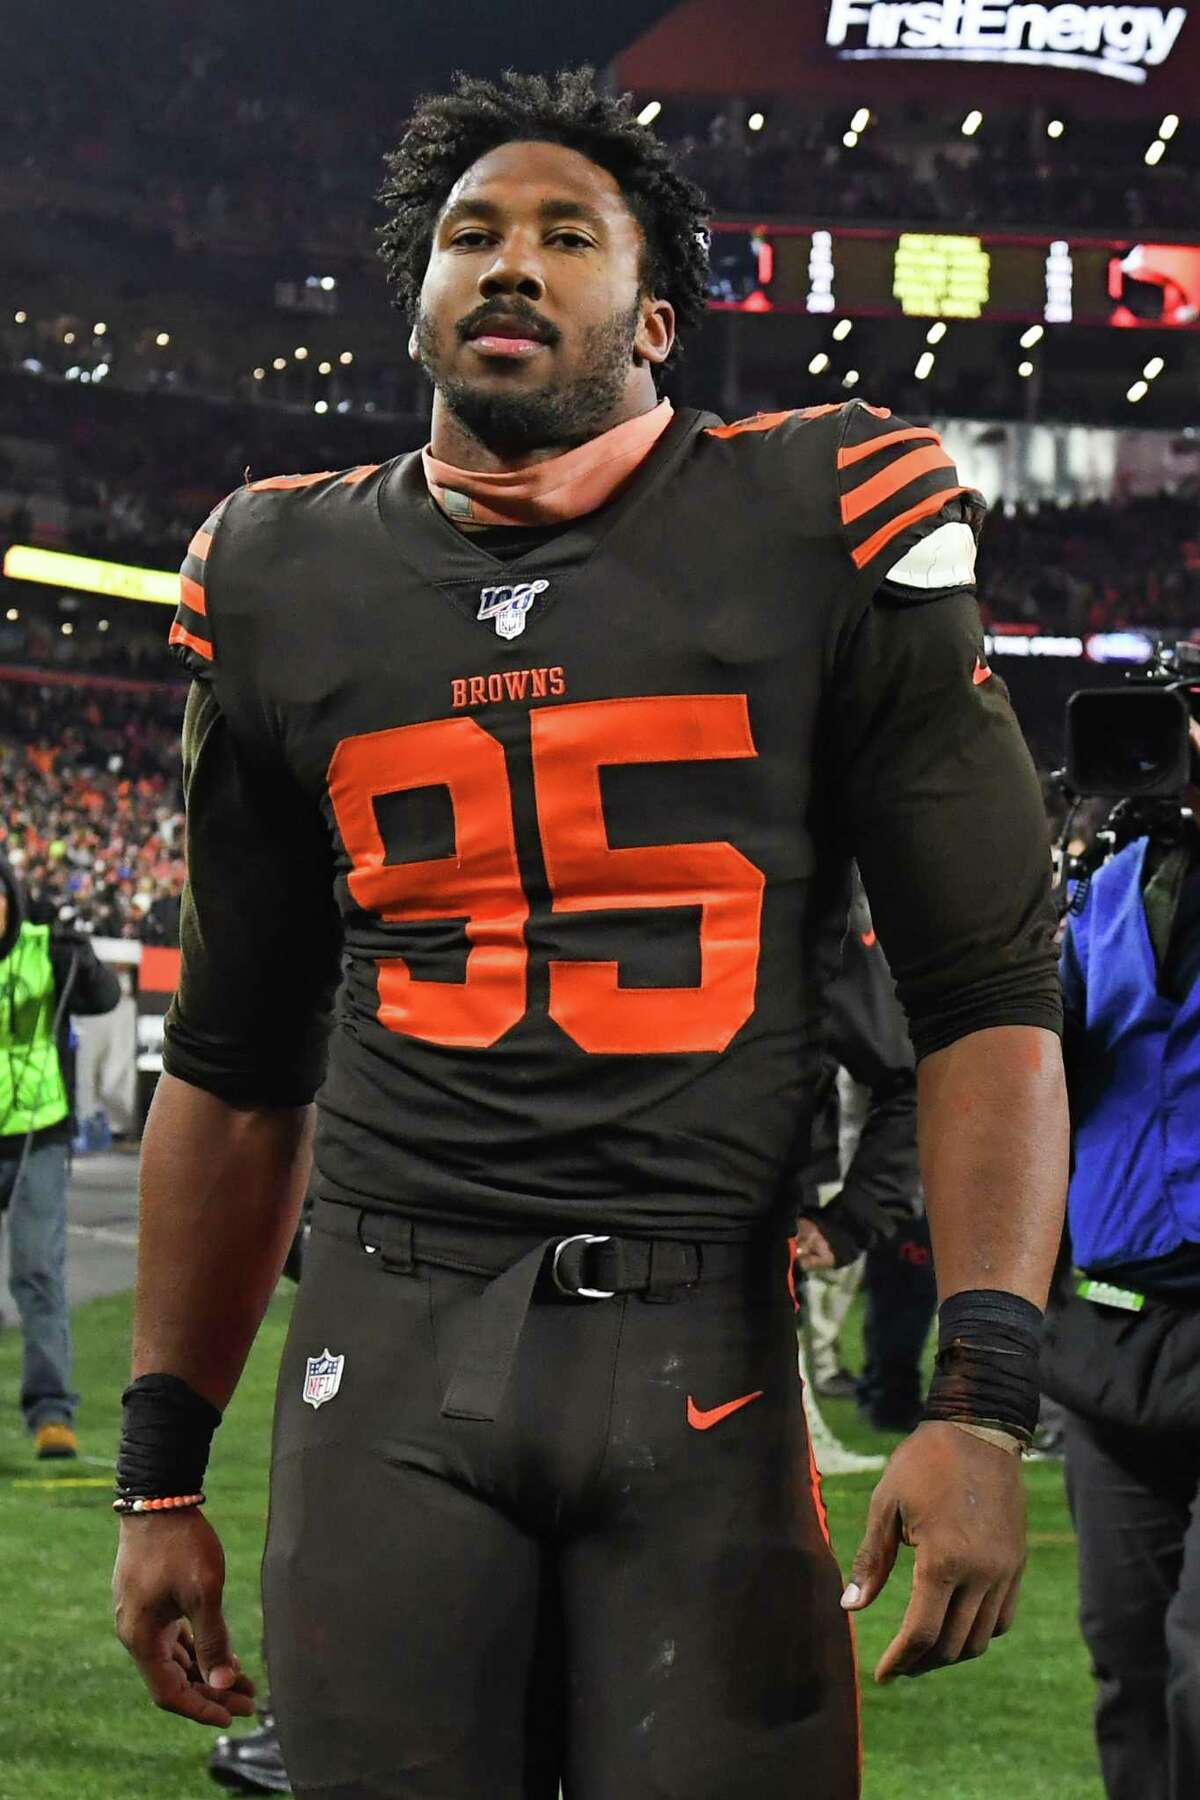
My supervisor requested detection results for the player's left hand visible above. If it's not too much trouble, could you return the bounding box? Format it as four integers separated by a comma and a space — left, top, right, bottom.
840, 1420, 1025, 1682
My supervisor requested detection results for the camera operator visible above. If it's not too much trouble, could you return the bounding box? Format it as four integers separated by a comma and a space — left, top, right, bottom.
1041, 706, 1200, 1800
0, 848, 120, 1458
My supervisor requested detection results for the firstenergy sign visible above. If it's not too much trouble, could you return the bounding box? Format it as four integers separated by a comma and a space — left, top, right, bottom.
826, 0, 1187, 82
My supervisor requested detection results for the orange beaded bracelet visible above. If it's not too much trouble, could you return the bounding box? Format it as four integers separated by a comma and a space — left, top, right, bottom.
112, 1492, 206, 1515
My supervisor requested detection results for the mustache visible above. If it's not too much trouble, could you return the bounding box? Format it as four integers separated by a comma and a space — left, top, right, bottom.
455, 302, 560, 347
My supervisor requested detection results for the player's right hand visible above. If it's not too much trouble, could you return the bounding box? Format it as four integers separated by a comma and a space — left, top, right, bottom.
113, 1510, 257, 1727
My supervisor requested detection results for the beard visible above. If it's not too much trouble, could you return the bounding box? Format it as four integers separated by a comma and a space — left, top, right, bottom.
414, 299, 643, 456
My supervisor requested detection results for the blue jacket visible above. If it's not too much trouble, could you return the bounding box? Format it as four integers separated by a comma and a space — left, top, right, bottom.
1061, 837, 1200, 1272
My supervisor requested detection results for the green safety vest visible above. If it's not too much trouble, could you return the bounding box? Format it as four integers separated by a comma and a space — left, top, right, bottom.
0, 922, 69, 1138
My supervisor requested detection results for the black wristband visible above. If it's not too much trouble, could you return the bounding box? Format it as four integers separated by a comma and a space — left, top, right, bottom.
923, 1289, 1043, 1446
116, 1374, 222, 1500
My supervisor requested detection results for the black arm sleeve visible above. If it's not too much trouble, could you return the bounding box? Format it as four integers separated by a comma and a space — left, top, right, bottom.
828, 588, 1062, 1060
161, 681, 342, 1108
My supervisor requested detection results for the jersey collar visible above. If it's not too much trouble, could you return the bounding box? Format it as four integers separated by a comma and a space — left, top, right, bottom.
421, 399, 674, 528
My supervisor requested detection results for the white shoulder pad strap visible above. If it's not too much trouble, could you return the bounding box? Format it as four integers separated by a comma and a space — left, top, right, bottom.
885, 520, 977, 590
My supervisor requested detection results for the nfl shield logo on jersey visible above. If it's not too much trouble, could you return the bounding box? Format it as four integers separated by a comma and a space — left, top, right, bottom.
477, 579, 549, 641
303, 1349, 345, 1410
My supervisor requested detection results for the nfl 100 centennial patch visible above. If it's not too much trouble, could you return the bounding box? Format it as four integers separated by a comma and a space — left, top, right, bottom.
303, 1349, 345, 1409
477, 579, 549, 641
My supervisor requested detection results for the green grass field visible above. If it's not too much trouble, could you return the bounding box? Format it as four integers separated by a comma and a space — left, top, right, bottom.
0, 1290, 1102, 1800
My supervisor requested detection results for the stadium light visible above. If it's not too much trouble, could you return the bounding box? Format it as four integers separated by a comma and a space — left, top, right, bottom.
1145, 140, 1166, 165
272, 357, 287, 371
93, 321, 107, 335
1018, 360, 1034, 378
832, 319, 853, 341
320, 276, 337, 291
253, 367, 266, 380
294, 346, 309, 360
318, 360, 333, 374
914, 351, 935, 379
961, 110, 983, 136
1020, 325, 1044, 348
98, 619, 109, 632
1047, 119, 1065, 138
63, 332, 76, 345
1126, 380, 1149, 402
61, 622, 74, 636
926, 321, 947, 345
1143, 356, 1165, 379
2, 545, 178, 606
842, 130, 858, 148
636, 100, 661, 126
843, 369, 860, 388
93, 363, 109, 380
850, 108, 870, 133
748, 112, 765, 132
339, 351, 354, 365
155, 331, 170, 347
13, 310, 26, 324
314, 400, 329, 414
808, 352, 830, 374
5, 609, 17, 622
1160, 114, 1179, 140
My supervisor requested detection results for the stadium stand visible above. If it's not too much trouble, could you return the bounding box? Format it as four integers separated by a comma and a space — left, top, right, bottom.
0, 677, 184, 941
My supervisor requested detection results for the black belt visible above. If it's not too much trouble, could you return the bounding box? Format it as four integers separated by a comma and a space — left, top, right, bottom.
319, 1202, 754, 1425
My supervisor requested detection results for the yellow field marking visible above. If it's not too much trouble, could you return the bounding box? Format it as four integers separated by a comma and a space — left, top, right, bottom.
11, 1476, 113, 1490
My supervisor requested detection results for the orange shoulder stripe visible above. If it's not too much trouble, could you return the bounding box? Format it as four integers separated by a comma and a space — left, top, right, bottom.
704, 408, 804, 440
704, 402, 861, 441
179, 574, 206, 618
245, 470, 337, 492
169, 620, 213, 661
187, 527, 214, 563
837, 425, 940, 470
850, 485, 969, 571
341, 464, 380, 485
841, 444, 956, 525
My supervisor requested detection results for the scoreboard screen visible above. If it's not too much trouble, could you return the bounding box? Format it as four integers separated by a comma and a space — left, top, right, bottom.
707, 225, 1200, 329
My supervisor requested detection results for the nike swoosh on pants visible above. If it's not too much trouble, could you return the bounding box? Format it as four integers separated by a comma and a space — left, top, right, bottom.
686, 1390, 764, 1431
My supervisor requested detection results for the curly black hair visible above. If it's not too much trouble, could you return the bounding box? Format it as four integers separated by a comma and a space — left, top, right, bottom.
376, 67, 710, 378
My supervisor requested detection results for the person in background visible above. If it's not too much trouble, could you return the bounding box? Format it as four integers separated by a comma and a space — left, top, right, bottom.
1040, 714, 1200, 1800
0, 848, 120, 1457
804, 1071, 867, 1403
795, 877, 935, 1431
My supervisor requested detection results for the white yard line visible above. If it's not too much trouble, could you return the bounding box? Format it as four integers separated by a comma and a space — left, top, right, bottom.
67, 1223, 138, 1248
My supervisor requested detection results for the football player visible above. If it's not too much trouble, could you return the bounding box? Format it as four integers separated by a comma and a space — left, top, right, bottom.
113, 69, 1067, 1799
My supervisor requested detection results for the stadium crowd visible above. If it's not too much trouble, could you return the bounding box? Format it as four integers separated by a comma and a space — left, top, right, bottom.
978, 491, 1200, 633
0, 680, 185, 942
0, 373, 413, 572
6, 22, 1197, 260
676, 112, 1199, 233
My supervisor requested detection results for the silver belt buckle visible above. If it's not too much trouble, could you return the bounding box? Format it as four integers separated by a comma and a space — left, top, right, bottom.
552, 1234, 615, 1300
